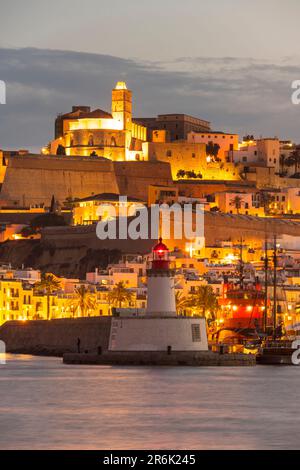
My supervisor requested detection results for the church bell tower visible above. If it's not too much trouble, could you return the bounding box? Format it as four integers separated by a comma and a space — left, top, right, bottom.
111, 81, 132, 131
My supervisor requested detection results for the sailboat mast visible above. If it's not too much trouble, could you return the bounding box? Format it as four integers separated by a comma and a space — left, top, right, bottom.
264, 236, 268, 334
273, 235, 277, 339
239, 237, 244, 289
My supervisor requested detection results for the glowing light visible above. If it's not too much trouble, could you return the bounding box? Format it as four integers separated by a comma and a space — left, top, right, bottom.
115, 81, 127, 90
232, 305, 238, 311
69, 118, 123, 131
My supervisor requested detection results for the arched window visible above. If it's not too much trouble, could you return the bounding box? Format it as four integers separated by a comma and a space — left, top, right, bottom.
111, 136, 117, 147
88, 135, 94, 146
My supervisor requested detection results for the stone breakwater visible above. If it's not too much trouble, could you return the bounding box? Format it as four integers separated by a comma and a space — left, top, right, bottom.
63, 351, 256, 367
0, 317, 112, 356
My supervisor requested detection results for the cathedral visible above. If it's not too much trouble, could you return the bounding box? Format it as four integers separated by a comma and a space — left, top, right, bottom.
49, 82, 147, 162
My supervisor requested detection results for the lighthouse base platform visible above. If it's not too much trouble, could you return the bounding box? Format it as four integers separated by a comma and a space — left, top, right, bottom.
108, 316, 208, 352
63, 350, 256, 367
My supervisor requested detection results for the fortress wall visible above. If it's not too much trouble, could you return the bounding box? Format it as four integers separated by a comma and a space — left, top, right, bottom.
0, 155, 119, 206
204, 212, 300, 245
0, 317, 112, 355
114, 161, 174, 200
41, 212, 300, 253
177, 180, 255, 198
0, 156, 175, 207
41, 225, 156, 253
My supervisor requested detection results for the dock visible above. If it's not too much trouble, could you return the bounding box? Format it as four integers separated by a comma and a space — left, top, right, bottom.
63, 350, 256, 367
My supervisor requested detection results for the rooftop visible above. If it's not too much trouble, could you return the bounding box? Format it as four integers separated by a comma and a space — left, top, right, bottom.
74, 193, 144, 203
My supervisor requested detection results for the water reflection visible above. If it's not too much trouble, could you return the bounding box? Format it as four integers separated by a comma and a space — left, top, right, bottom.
0, 355, 299, 450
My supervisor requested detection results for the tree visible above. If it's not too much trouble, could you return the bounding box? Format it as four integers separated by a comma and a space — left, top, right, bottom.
286, 146, 300, 175
108, 281, 134, 308
230, 195, 243, 214
206, 141, 220, 160
35, 273, 61, 320
260, 192, 275, 214
188, 285, 218, 322
175, 291, 189, 315
72, 285, 96, 317
279, 154, 286, 175
30, 213, 66, 231
56, 144, 66, 155
185, 170, 197, 179
176, 169, 186, 179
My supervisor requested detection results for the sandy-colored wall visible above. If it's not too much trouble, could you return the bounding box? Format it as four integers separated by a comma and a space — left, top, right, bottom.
113, 161, 174, 200
0, 155, 119, 207
0, 155, 174, 207
144, 142, 239, 181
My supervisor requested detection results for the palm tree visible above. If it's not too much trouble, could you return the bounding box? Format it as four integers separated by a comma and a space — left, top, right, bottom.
175, 291, 189, 315
108, 282, 134, 308
188, 285, 218, 322
230, 195, 243, 214
260, 191, 275, 215
279, 154, 286, 175
72, 285, 96, 317
35, 273, 61, 320
286, 146, 300, 175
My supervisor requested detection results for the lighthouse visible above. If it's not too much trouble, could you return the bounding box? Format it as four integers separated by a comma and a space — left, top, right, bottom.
146, 238, 176, 317
108, 239, 208, 352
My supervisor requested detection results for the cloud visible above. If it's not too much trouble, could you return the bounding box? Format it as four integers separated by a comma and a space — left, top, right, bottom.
0, 47, 299, 151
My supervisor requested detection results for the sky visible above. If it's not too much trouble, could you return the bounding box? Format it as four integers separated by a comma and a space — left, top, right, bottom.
0, 0, 300, 150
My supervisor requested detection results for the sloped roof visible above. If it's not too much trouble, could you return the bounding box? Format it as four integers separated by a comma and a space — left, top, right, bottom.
74, 193, 144, 203
61, 108, 113, 120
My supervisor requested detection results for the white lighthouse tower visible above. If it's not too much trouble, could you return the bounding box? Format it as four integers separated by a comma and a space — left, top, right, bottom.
146, 238, 176, 317
108, 239, 208, 352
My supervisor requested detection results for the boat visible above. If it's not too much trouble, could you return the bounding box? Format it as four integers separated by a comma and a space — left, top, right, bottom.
257, 340, 295, 365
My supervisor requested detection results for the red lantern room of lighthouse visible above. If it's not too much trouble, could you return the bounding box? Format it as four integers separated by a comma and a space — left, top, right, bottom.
151, 238, 171, 271
146, 239, 177, 317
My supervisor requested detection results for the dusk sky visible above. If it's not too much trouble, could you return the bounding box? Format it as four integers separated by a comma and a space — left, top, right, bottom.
1, 0, 300, 150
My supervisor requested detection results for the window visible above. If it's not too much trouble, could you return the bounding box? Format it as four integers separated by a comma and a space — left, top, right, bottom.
191, 324, 201, 342
192, 153, 196, 158
166, 150, 172, 157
